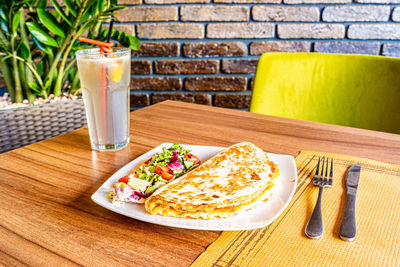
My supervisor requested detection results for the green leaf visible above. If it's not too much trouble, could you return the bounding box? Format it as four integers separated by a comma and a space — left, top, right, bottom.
0, 55, 12, 62
86, 0, 97, 13
18, 61, 27, 91
18, 41, 30, 59
100, 29, 108, 39
0, 7, 8, 22
111, 29, 119, 40
103, 28, 118, 39
12, 10, 21, 33
0, 19, 9, 35
51, 0, 72, 27
55, 35, 64, 46
0, 28, 10, 51
127, 35, 140, 50
97, 0, 106, 13
79, 7, 91, 24
106, 5, 125, 13
76, 0, 82, 8
32, 36, 53, 56
67, 67, 74, 84
100, 29, 139, 50
98, 15, 113, 22
50, 11, 60, 21
26, 21, 58, 47
24, 0, 36, 8
37, 9, 65, 37
89, 22, 102, 39
28, 81, 41, 94
120, 31, 128, 42
76, 23, 90, 36
64, 0, 77, 17
51, 68, 58, 85
43, 77, 52, 94
15, 0, 32, 7
116, 31, 139, 50
36, 60, 43, 75
37, 0, 47, 9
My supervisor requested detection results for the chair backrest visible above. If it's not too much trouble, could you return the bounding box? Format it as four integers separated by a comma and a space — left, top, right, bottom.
250, 52, 400, 134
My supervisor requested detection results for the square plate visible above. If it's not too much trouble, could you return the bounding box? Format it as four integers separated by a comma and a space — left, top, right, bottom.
91, 143, 297, 231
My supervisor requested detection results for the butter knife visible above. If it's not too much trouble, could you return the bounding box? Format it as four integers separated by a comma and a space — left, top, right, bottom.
339, 164, 361, 241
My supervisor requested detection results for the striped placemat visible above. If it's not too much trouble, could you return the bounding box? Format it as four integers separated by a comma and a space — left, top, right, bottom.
191, 151, 400, 266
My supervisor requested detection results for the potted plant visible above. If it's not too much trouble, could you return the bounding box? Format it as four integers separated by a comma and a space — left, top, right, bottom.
0, 0, 139, 153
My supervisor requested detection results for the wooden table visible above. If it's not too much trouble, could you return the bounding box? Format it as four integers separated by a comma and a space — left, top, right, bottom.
1, 100, 399, 266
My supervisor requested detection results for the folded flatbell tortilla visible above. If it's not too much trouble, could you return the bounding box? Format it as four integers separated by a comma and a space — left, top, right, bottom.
145, 142, 280, 219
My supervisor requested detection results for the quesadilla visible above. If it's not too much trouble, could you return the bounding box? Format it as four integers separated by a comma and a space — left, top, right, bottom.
145, 142, 279, 219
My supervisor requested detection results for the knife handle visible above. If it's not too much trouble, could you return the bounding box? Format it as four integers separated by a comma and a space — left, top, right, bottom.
339, 194, 357, 241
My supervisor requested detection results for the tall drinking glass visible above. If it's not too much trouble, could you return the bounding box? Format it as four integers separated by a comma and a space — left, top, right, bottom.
76, 48, 131, 151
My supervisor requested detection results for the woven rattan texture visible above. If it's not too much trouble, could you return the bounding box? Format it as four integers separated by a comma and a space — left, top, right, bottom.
0, 100, 87, 153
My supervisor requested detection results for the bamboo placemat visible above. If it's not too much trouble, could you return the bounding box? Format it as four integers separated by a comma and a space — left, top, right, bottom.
192, 151, 400, 266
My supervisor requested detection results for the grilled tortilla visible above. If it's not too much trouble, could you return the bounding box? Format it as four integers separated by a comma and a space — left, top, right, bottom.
145, 142, 279, 219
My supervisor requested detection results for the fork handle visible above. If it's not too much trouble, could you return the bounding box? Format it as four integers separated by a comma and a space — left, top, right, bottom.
339, 194, 357, 241
305, 186, 324, 239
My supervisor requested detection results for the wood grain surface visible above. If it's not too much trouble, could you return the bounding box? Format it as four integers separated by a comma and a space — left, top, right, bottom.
1, 100, 399, 266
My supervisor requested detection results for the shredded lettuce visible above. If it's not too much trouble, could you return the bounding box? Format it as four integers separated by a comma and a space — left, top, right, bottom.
184, 159, 194, 170
109, 143, 200, 205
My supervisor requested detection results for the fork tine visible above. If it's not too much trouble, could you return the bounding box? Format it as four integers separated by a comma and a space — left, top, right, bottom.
329, 158, 333, 186
314, 156, 321, 182
324, 157, 329, 182
320, 156, 325, 182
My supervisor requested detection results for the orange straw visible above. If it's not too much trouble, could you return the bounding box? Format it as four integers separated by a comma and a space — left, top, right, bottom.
78, 36, 114, 143
78, 37, 114, 49
101, 46, 113, 53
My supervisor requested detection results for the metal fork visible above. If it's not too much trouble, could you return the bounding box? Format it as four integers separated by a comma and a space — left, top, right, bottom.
305, 156, 333, 239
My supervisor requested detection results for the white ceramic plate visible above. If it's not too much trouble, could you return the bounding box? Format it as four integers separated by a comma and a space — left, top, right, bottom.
91, 143, 297, 231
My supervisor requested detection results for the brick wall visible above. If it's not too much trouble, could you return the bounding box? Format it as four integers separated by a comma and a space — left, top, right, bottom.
3, 1, 399, 109
122, 0, 400, 109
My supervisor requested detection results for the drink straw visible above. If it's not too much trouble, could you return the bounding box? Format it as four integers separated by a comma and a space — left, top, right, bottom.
106, 20, 114, 44
77, 37, 114, 48
100, 20, 114, 143
78, 20, 114, 146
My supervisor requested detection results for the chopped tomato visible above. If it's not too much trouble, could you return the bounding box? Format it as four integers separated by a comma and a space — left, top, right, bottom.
184, 153, 201, 165
118, 175, 129, 184
156, 164, 166, 175
161, 170, 174, 180
156, 164, 174, 180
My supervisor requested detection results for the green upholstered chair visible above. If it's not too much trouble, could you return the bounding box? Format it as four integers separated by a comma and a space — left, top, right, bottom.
250, 52, 400, 134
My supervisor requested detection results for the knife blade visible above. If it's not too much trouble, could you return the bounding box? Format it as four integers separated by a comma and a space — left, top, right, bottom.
339, 164, 361, 241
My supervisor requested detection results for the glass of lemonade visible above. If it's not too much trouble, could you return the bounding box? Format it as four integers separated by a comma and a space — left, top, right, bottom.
76, 48, 131, 151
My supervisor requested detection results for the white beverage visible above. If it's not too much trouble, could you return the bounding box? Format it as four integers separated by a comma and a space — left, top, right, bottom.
76, 48, 131, 151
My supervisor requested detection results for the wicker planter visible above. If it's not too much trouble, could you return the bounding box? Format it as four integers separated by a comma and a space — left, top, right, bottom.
0, 99, 87, 153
